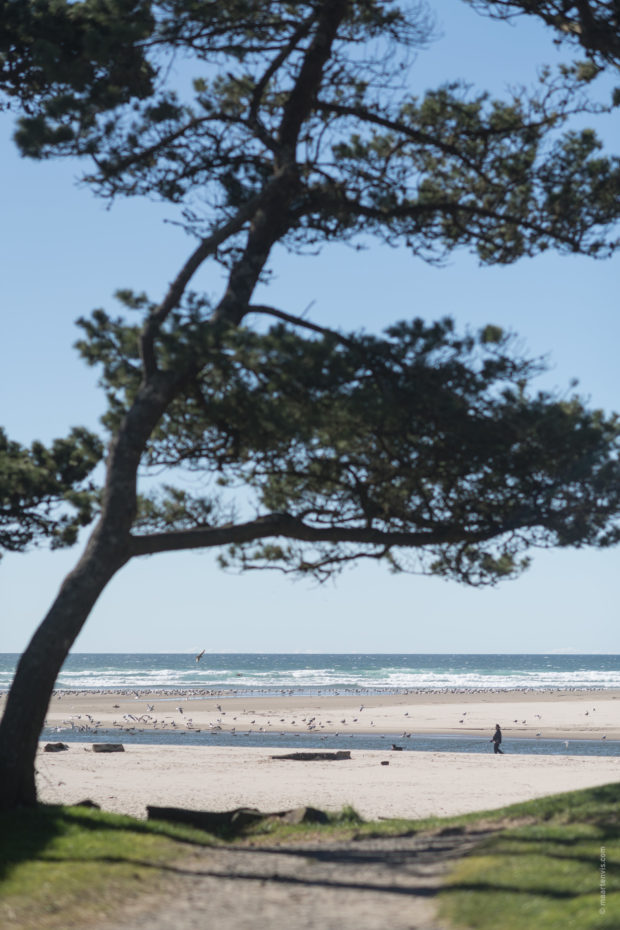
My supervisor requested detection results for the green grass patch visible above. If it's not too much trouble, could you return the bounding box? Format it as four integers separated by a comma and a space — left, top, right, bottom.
3, 782, 620, 930
439, 782, 620, 930
0, 803, 220, 930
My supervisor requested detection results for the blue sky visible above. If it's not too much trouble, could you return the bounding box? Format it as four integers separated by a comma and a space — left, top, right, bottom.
1, 1, 619, 654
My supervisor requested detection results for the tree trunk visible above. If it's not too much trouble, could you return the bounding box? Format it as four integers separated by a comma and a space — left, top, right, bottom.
0, 534, 130, 808
0, 372, 177, 809
0, 2, 348, 808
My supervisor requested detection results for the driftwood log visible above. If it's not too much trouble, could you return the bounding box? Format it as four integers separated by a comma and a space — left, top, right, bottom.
146, 804, 329, 834
270, 751, 351, 761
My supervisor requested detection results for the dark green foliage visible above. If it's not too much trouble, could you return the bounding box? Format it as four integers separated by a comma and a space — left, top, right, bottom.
2, 0, 620, 585
2, 1, 619, 262
0, 427, 102, 556
0, 0, 155, 133
72, 307, 620, 585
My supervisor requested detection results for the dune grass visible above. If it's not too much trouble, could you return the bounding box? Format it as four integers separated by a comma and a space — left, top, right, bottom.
438, 782, 620, 930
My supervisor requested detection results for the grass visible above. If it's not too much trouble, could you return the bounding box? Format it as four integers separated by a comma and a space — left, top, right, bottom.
438, 782, 620, 930
0, 801, 368, 928
0, 804, 222, 930
1, 784, 619, 929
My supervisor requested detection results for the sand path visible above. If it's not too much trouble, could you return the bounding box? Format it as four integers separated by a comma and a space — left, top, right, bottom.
90, 828, 489, 930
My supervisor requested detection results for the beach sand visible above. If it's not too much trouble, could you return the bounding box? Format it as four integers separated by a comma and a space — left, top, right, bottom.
37, 686, 620, 739
34, 742, 619, 822
20, 688, 620, 820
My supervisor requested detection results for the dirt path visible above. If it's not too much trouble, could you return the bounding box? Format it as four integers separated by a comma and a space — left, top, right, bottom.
92, 828, 491, 930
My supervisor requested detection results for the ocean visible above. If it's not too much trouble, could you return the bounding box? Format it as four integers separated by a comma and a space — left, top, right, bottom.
3, 653, 619, 756
2, 652, 620, 694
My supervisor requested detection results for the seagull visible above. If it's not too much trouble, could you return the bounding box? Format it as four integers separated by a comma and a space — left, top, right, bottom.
195, 649, 205, 662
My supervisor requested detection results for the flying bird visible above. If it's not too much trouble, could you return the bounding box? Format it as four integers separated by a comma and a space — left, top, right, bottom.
195, 649, 206, 662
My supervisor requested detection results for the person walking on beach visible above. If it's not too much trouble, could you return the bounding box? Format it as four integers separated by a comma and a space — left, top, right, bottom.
491, 724, 504, 754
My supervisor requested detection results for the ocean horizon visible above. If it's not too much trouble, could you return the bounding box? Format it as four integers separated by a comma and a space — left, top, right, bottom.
2, 652, 620, 694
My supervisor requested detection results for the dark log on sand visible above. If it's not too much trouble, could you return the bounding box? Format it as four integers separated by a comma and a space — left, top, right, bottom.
146, 805, 329, 834
270, 751, 351, 761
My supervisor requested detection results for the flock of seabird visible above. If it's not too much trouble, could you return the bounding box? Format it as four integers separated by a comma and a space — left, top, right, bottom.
46, 686, 609, 744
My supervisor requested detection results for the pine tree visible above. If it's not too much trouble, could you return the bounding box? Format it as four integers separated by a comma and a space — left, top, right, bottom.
1, 0, 619, 808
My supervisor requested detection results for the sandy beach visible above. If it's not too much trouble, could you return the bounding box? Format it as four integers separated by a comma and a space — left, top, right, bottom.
16, 688, 619, 820
36, 687, 620, 740
34, 742, 619, 822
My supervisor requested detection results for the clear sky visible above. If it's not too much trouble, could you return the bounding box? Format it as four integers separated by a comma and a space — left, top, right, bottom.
1, 1, 619, 654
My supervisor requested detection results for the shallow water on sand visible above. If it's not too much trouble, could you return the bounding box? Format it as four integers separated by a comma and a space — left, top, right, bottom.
41, 726, 620, 757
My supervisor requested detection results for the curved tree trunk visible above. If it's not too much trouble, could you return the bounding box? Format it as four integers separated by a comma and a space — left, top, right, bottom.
0, 2, 348, 810
0, 201, 293, 808
0, 536, 130, 808
0, 373, 176, 809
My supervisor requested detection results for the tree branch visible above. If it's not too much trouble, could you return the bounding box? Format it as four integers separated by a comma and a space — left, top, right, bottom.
208, 2, 352, 329
248, 14, 317, 152
314, 99, 500, 181
302, 189, 598, 255
247, 303, 354, 346
90, 113, 215, 182
138, 189, 279, 375
277, 0, 348, 157
128, 511, 522, 558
